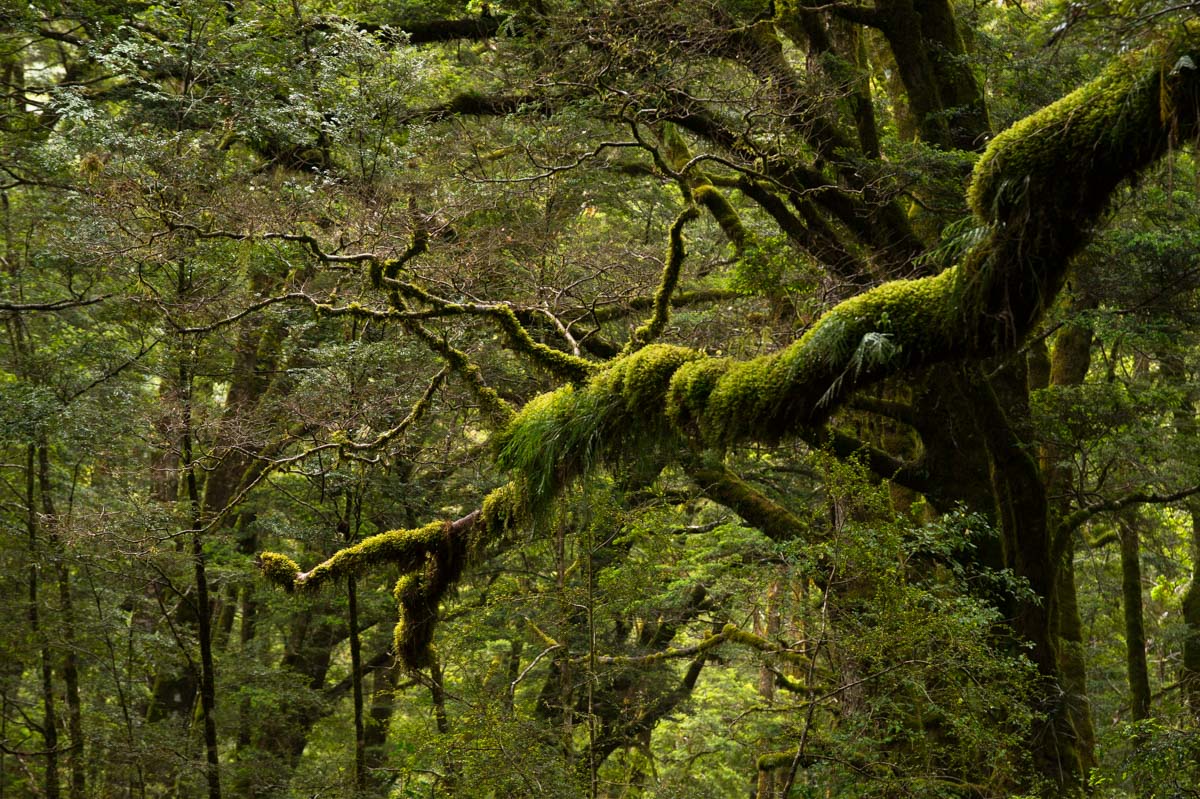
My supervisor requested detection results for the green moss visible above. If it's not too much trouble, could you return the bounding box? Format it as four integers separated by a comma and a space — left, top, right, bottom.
694, 184, 750, 251
968, 47, 1172, 224
496, 344, 705, 506
601, 343, 704, 413
664, 357, 731, 432
626, 206, 701, 352
756, 751, 797, 772
498, 272, 967, 493
392, 572, 437, 668
389, 522, 472, 669
480, 480, 530, 540
492, 305, 596, 382
256, 552, 300, 591
721, 623, 808, 663
300, 521, 449, 589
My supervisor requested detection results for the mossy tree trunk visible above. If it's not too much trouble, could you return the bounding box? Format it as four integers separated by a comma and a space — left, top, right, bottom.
1042, 302, 1099, 771
1119, 514, 1152, 723
971, 364, 1084, 786
1183, 499, 1200, 718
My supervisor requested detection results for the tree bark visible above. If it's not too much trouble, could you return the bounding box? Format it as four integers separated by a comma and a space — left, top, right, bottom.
1043, 302, 1098, 771
1119, 515, 1151, 723
37, 445, 84, 799
182, 351, 222, 799
26, 444, 60, 799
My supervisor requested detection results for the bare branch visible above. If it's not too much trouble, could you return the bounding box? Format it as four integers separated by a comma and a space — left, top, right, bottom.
1061, 483, 1200, 534
0, 295, 109, 313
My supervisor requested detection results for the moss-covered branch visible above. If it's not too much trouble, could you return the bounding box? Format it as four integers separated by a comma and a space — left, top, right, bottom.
656, 123, 753, 252
381, 273, 597, 383
498, 37, 1200, 502
1059, 483, 1200, 535
625, 206, 701, 353
683, 457, 809, 542
258, 481, 529, 667
402, 319, 516, 427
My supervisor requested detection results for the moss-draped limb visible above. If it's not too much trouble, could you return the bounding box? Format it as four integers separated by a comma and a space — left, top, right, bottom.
496, 344, 707, 506
497, 39, 1200, 498
757, 750, 818, 772
257, 552, 301, 590
721, 623, 809, 665
657, 123, 753, 253
258, 482, 529, 667
683, 457, 809, 542
625, 207, 702, 353
383, 274, 597, 384
402, 319, 516, 427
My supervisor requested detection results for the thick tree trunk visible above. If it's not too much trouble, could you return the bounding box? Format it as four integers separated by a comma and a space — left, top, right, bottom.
973, 366, 1083, 792
874, 0, 989, 150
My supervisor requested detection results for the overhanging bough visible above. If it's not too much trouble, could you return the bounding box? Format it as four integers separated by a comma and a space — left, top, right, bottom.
259, 33, 1200, 668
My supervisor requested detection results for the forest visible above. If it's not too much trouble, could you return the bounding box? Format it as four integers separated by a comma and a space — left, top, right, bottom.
3, 0, 1200, 797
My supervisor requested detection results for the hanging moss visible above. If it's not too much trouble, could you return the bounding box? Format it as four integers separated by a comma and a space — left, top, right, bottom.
392, 572, 439, 668
258, 482, 534, 669
495, 344, 706, 508
392, 515, 476, 668
480, 479, 530, 539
